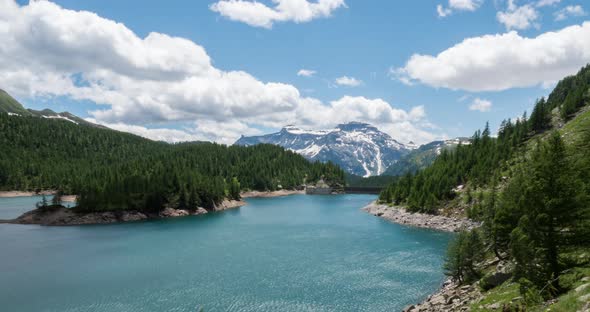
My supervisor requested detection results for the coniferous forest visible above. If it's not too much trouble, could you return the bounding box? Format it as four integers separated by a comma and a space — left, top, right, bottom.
379, 65, 590, 304
0, 115, 345, 212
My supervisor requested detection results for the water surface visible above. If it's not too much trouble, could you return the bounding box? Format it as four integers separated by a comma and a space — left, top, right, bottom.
0, 194, 451, 312
0, 195, 74, 219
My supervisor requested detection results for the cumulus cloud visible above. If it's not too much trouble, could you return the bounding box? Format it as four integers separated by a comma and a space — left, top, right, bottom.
297, 69, 316, 77
468, 98, 492, 112
209, 0, 346, 28
554, 5, 586, 21
0, 0, 437, 144
335, 76, 362, 87
437, 0, 483, 17
395, 22, 590, 92
293, 97, 437, 143
497, 1, 539, 30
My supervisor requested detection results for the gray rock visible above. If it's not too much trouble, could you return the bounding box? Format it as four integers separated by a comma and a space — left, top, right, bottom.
576, 283, 590, 293
159, 207, 190, 218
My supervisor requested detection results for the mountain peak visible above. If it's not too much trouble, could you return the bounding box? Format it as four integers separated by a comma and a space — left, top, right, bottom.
236, 122, 412, 177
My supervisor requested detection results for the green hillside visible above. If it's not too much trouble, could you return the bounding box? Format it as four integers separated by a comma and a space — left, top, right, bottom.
0, 90, 31, 115
382, 139, 469, 177
0, 113, 345, 212
379, 65, 590, 310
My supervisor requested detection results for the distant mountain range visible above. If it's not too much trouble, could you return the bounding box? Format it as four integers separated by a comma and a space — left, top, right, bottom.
383, 138, 471, 176
236, 122, 470, 177
0, 89, 104, 128
236, 122, 415, 177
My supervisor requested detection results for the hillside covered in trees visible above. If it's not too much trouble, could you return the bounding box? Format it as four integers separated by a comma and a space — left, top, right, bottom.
0, 112, 345, 212
380, 65, 590, 309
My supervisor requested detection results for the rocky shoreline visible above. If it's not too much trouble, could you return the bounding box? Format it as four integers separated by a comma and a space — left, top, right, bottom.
0, 190, 56, 198
0, 190, 306, 226
404, 279, 481, 312
241, 189, 304, 198
0, 199, 246, 226
0, 190, 303, 226
362, 201, 480, 232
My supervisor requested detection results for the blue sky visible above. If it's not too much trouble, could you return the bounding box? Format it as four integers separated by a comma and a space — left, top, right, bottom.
4, 0, 590, 144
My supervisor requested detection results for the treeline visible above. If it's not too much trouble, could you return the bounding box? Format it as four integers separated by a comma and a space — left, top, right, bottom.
379, 65, 590, 214
379, 64, 590, 304
0, 115, 345, 211
445, 131, 589, 303
378, 119, 526, 213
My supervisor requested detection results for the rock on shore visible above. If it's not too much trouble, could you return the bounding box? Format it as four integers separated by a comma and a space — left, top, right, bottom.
404, 279, 482, 312
213, 199, 247, 211
362, 201, 480, 232
241, 190, 304, 198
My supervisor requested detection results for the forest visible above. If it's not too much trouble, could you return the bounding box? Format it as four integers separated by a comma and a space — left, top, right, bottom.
0, 115, 345, 212
380, 65, 590, 306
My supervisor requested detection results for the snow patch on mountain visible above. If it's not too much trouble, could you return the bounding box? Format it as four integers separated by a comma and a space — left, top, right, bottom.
235, 122, 413, 177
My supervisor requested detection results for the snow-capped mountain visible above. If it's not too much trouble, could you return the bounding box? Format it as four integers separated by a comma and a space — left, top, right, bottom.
235, 122, 414, 177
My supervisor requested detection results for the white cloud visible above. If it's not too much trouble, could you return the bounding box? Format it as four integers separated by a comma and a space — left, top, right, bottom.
0, 0, 437, 145
497, 1, 539, 30
209, 0, 346, 29
437, 0, 483, 18
437, 5, 452, 17
395, 22, 590, 92
297, 69, 316, 77
335, 76, 362, 87
468, 98, 492, 112
554, 5, 586, 21
536, 0, 561, 7
295, 96, 438, 144
450, 0, 483, 11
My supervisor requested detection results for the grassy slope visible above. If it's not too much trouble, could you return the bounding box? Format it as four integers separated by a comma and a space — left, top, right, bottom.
466, 108, 590, 311
0, 90, 31, 115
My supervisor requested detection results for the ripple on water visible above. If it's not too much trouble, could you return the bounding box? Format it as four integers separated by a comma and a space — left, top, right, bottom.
0, 195, 452, 312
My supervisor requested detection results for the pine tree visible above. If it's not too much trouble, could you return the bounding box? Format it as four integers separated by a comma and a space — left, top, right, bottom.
52, 190, 62, 206
510, 132, 588, 292
444, 230, 484, 284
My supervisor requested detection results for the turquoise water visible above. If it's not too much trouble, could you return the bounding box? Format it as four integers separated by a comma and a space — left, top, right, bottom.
0, 194, 452, 312
0, 195, 75, 219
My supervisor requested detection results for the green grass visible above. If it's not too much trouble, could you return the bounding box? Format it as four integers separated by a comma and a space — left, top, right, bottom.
470, 281, 523, 311
0, 90, 30, 115
560, 106, 590, 147
533, 267, 590, 312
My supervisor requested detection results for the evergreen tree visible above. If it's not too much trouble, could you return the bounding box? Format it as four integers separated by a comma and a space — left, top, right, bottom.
229, 177, 241, 200
444, 230, 484, 284
510, 132, 588, 292
52, 190, 62, 206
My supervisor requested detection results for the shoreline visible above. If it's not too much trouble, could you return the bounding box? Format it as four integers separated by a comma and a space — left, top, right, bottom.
0, 190, 306, 226
363, 201, 483, 311
0, 190, 55, 198
403, 279, 481, 312
362, 201, 480, 233
241, 189, 304, 198
1, 199, 247, 226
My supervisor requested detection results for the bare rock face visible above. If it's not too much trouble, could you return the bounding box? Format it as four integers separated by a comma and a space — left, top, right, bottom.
362, 202, 480, 232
